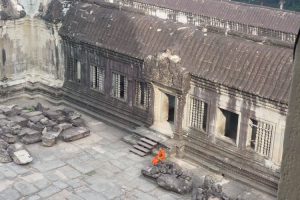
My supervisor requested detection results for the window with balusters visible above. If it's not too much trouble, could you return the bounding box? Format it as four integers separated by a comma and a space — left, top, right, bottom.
135, 81, 150, 109
90, 66, 105, 92
189, 97, 208, 132
249, 119, 274, 158
112, 73, 127, 100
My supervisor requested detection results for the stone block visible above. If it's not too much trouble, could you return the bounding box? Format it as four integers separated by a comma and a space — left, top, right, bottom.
29, 115, 45, 123
7, 143, 33, 165
19, 128, 42, 144
1, 133, 17, 144
0, 105, 21, 117
61, 127, 90, 142
42, 132, 58, 147
14, 181, 38, 196
8, 116, 28, 127
0, 139, 9, 149
71, 118, 85, 127
43, 110, 60, 121
57, 123, 72, 131
12, 149, 33, 165
27, 121, 45, 132
0, 149, 12, 163
21, 111, 43, 119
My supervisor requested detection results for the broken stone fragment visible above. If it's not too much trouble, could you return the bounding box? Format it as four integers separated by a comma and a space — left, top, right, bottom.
0, 139, 9, 150
1, 133, 17, 144
21, 111, 43, 119
57, 123, 72, 131
7, 143, 33, 165
40, 117, 49, 125
43, 110, 60, 121
19, 128, 42, 145
70, 118, 85, 127
29, 115, 45, 123
8, 116, 28, 127
35, 103, 48, 112
0, 149, 12, 163
0, 139, 12, 163
157, 174, 193, 194
0, 105, 21, 117
61, 127, 90, 142
12, 149, 33, 165
27, 121, 45, 132
41, 127, 62, 147
192, 175, 229, 200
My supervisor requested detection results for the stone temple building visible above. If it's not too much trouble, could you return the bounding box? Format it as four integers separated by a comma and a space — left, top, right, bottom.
1, 0, 299, 197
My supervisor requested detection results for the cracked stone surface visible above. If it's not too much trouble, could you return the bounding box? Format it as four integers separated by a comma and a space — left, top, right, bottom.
0, 99, 276, 200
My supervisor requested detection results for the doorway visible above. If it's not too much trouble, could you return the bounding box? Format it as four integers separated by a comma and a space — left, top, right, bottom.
167, 94, 175, 123
151, 87, 177, 137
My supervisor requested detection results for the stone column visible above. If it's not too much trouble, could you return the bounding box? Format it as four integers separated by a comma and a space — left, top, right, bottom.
174, 93, 187, 158
277, 34, 300, 199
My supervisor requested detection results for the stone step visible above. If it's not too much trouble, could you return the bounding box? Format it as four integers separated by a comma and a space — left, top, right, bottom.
140, 138, 157, 146
137, 141, 153, 149
144, 134, 161, 143
133, 144, 151, 153
129, 148, 146, 157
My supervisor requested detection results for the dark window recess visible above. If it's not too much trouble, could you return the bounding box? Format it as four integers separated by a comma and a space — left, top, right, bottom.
250, 120, 258, 149
140, 82, 145, 106
221, 109, 239, 141
120, 75, 125, 98
167, 94, 175, 123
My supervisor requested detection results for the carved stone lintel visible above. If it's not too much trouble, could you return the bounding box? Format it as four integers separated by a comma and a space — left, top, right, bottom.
144, 49, 190, 92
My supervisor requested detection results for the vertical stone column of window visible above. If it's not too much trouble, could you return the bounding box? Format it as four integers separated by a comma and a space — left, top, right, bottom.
278, 32, 300, 199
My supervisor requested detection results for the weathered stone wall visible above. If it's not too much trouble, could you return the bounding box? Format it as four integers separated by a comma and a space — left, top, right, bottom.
278, 33, 300, 199
0, 0, 64, 88
182, 78, 287, 195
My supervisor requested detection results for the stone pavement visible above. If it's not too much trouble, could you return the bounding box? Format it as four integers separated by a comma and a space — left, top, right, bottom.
0, 100, 275, 200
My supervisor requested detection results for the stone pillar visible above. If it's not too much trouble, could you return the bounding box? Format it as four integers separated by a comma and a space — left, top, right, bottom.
174, 93, 187, 158
277, 34, 300, 199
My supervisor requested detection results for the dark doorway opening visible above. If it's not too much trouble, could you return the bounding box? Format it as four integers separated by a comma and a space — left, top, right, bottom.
167, 94, 175, 123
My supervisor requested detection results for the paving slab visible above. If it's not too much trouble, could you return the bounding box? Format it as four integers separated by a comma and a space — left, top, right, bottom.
32, 159, 66, 172
38, 185, 61, 198
14, 181, 39, 196
0, 188, 20, 200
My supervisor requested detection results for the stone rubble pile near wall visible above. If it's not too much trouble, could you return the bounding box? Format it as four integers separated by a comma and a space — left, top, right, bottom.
0, 103, 90, 165
142, 161, 231, 200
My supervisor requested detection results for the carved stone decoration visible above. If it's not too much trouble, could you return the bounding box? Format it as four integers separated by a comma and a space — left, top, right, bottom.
144, 49, 190, 92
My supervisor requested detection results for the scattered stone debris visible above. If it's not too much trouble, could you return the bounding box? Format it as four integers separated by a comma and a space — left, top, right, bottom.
142, 161, 192, 194
142, 161, 230, 199
0, 103, 90, 165
192, 175, 230, 200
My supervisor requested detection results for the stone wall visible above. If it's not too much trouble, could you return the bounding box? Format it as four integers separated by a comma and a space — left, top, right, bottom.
0, 0, 64, 89
278, 32, 300, 199
182, 78, 287, 195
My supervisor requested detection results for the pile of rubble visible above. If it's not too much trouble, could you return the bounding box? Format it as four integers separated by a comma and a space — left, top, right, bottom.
142, 161, 230, 200
0, 103, 90, 165
142, 161, 193, 194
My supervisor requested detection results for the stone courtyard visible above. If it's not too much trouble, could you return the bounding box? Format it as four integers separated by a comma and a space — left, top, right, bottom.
0, 98, 275, 200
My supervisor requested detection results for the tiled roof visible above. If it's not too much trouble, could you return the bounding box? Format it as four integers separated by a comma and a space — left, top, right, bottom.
131, 0, 300, 34
60, 2, 294, 104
